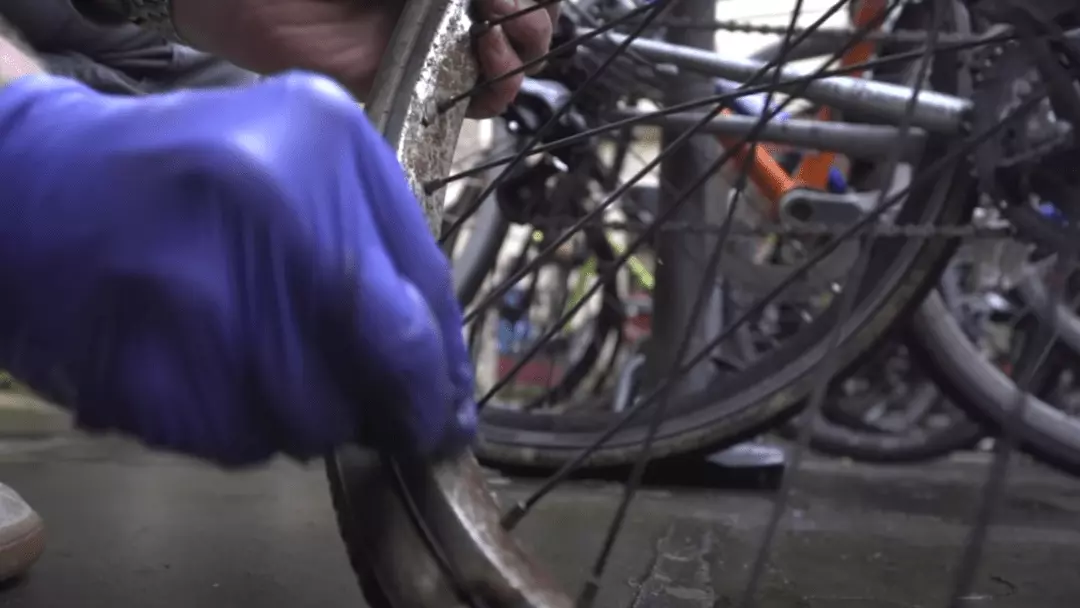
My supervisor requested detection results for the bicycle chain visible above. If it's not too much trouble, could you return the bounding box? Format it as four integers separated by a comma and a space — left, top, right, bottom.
652, 19, 1001, 45
593, 14, 1015, 243
505, 216, 1018, 240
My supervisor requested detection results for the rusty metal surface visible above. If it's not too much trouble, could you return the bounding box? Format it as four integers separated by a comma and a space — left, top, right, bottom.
346, 0, 574, 602
390, 0, 477, 236
429, 455, 572, 607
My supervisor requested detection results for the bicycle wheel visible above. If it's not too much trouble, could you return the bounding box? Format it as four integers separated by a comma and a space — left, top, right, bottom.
912, 260, 1080, 473
326, 0, 1057, 605
456, 0, 970, 470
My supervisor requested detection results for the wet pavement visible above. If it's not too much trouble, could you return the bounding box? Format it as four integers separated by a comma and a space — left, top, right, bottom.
0, 435, 1076, 607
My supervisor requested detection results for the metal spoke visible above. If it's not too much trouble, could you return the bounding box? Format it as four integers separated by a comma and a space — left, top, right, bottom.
500, 92, 1044, 530
423, 30, 1019, 193
737, 0, 939, 604
439, 0, 674, 244
463, 0, 896, 337
473, 0, 894, 406
575, 0, 815, 602
472, 0, 562, 34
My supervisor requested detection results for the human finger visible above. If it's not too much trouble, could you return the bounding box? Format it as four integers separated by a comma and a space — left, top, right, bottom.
467, 24, 525, 118
478, 0, 554, 73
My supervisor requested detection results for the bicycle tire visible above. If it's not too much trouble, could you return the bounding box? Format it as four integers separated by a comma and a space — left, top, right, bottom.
793, 381, 985, 463
444, 123, 514, 307
778, 329, 985, 464
1017, 276, 1080, 356
910, 290, 1080, 474
450, 190, 509, 306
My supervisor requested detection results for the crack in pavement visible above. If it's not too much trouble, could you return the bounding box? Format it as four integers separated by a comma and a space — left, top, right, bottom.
632, 520, 717, 607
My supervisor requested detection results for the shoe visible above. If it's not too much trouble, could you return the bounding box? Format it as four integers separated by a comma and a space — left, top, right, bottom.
0, 483, 44, 582
705, 442, 787, 468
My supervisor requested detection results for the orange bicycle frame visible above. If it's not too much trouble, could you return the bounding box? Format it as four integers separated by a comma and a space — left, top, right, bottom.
716, 0, 888, 218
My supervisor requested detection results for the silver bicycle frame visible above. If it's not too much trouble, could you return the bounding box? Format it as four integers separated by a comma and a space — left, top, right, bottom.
583, 28, 971, 134
609, 108, 928, 160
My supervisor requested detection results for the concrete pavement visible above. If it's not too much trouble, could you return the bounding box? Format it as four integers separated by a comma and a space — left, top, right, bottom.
0, 392, 70, 439
0, 435, 1074, 607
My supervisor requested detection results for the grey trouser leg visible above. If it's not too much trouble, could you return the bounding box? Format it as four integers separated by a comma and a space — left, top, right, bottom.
2, 0, 258, 93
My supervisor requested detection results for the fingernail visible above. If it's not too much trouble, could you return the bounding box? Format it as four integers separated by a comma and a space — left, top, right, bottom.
489, 25, 511, 58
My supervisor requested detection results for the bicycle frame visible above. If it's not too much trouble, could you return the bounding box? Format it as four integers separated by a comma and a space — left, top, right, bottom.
581, 2, 1066, 222
580, 2, 950, 219
534, 2, 1074, 330
609, 109, 928, 161
584, 29, 972, 134
539, 2, 910, 311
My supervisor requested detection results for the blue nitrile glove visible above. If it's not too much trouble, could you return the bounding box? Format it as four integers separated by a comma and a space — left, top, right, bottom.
0, 72, 476, 465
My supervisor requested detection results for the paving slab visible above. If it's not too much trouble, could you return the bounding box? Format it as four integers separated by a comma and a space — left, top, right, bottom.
0, 436, 1074, 608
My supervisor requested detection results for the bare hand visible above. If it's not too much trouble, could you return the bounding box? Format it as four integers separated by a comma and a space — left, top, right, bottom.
172, 0, 558, 117
468, 0, 558, 117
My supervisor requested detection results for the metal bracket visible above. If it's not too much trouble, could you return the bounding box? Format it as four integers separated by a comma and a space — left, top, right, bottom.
778, 187, 879, 225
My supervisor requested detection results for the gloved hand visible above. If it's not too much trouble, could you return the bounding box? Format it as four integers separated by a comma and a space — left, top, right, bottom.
0, 71, 476, 465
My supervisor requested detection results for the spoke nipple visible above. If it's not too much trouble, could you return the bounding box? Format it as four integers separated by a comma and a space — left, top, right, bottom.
420, 98, 439, 127
470, 21, 492, 36
422, 179, 444, 195
435, 97, 457, 116
575, 580, 600, 608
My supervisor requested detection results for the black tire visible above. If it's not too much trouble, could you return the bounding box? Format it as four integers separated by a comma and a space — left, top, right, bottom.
794, 383, 985, 464
449, 192, 509, 307
777, 333, 985, 464
910, 290, 1080, 474
443, 124, 515, 308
